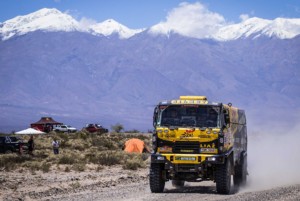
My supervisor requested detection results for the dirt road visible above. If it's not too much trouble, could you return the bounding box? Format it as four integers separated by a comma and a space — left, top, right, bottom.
1, 165, 299, 201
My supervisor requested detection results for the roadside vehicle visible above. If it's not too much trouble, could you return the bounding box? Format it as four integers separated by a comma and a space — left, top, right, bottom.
150, 96, 247, 194
84, 124, 108, 133
0, 136, 26, 154
53, 125, 77, 133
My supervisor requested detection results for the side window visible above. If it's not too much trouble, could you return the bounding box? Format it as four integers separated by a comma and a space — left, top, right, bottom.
0, 137, 4, 143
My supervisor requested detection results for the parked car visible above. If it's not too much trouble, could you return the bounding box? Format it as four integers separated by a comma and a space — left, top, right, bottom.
0, 136, 26, 154
53, 125, 77, 133
84, 124, 108, 133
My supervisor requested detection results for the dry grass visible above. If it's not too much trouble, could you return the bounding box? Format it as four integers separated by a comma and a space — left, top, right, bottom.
123, 153, 147, 170
0, 131, 151, 172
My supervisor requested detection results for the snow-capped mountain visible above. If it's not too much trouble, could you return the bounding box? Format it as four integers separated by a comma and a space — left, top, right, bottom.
0, 8, 82, 40
0, 8, 143, 40
89, 19, 144, 39
214, 17, 300, 41
1, 8, 300, 41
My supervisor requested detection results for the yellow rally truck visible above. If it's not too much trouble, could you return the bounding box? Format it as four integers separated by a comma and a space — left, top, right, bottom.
150, 96, 247, 194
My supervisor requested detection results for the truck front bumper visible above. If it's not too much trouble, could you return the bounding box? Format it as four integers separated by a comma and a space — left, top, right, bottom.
151, 152, 230, 173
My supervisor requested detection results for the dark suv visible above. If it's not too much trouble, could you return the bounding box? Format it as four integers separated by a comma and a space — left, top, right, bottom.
84, 124, 108, 133
0, 136, 25, 154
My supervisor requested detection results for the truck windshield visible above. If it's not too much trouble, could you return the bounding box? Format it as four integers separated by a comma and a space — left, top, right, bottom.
159, 105, 220, 128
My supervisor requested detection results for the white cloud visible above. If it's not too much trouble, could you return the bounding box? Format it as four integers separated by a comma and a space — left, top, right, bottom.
150, 2, 226, 39
79, 17, 97, 30
240, 14, 250, 21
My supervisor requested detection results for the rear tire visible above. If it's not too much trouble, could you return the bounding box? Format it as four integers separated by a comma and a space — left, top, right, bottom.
150, 164, 165, 193
234, 155, 247, 187
172, 180, 185, 188
216, 158, 232, 194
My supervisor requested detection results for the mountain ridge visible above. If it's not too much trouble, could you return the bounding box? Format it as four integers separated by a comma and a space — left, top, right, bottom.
1, 8, 300, 41
0, 30, 299, 132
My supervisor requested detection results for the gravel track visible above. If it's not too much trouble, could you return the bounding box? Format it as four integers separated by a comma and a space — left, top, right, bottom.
1, 166, 299, 201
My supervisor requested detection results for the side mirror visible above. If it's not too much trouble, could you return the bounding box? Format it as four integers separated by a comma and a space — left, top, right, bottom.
153, 107, 158, 127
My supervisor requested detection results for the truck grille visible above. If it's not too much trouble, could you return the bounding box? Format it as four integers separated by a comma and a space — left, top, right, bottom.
173, 141, 200, 154
175, 164, 198, 172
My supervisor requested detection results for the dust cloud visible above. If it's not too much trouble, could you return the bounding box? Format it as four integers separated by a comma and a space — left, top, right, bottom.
245, 123, 300, 192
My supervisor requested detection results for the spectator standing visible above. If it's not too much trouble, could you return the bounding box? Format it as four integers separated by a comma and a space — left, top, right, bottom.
28, 135, 35, 155
52, 138, 59, 154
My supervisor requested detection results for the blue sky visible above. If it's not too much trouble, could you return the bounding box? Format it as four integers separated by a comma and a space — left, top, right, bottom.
0, 0, 300, 28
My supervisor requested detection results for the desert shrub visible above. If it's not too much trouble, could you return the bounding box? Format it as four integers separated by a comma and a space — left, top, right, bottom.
64, 138, 91, 151
91, 137, 117, 150
141, 153, 150, 161
22, 161, 41, 171
34, 137, 51, 150
89, 151, 123, 166
96, 165, 104, 171
75, 131, 90, 140
125, 129, 140, 133
72, 163, 86, 172
41, 162, 51, 173
0, 154, 32, 171
111, 123, 124, 133
34, 150, 50, 160
56, 132, 69, 142
45, 155, 59, 163
122, 154, 145, 170
65, 166, 71, 172
71, 142, 86, 151
69, 181, 81, 189
122, 158, 141, 170
58, 154, 78, 164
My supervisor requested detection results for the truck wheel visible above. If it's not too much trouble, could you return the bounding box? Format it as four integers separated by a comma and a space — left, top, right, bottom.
234, 155, 247, 187
150, 164, 165, 193
216, 158, 232, 194
172, 180, 185, 188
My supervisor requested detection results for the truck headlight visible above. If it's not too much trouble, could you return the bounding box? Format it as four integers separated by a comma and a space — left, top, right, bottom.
207, 157, 216, 162
157, 156, 165, 160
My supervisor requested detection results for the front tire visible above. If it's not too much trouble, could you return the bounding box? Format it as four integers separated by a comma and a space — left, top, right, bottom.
216, 158, 232, 194
150, 164, 165, 193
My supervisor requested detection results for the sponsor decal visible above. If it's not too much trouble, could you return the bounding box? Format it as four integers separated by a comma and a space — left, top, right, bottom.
200, 148, 217, 153
171, 100, 208, 104
186, 129, 194, 133
180, 133, 194, 139
165, 133, 175, 138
